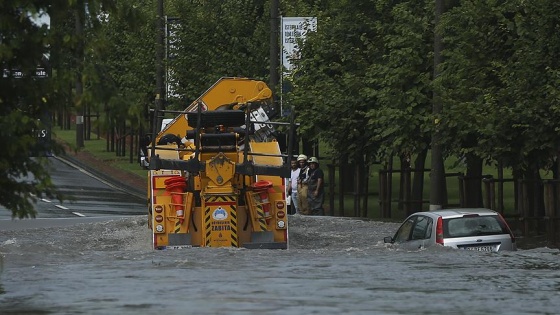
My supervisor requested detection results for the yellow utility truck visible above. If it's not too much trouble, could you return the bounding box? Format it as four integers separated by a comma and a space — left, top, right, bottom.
146, 77, 294, 249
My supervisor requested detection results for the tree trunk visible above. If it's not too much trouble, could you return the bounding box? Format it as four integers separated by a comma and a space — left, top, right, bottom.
464, 154, 483, 207
524, 166, 545, 217
362, 155, 370, 218
354, 157, 361, 217
399, 153, 411, 213
338, 154, 348, 216
412, 148, 428, 212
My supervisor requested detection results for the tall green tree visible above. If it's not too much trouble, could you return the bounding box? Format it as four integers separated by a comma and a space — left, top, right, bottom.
438, 1, 560, 183
492, 1, 560, 178
289, 1, 434, 171
0, 1, 65, 217
84, 0, 155, 137
289, 0, 386, 163
0, 0, 123, 218
435, 0, 512, 206
436, 1, 560, 210
168, 0, 270, 106
365, 1, 435, 209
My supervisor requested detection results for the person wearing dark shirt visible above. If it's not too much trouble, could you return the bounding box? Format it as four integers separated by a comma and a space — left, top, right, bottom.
306, 157, 324, 216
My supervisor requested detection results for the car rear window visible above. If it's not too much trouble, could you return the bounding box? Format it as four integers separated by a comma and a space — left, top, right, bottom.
443, 215, 509, 238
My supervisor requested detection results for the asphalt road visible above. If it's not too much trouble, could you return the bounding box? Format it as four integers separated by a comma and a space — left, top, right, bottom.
0, 156, 146, 225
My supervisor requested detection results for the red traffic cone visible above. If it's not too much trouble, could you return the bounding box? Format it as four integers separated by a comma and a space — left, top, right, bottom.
252, 180, 273, 218
164, 177, 187, 218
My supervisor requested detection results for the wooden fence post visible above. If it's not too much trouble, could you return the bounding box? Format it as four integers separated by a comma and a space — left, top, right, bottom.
379, 169, 387, 218
363, 164, 370, 218
354, 162, 361, 217
328, 163, 335, 216
403, 167, 411, 216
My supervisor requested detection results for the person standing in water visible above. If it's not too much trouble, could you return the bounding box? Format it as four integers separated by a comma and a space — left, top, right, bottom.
306, 156, 324, 216
287, 158, 301, 214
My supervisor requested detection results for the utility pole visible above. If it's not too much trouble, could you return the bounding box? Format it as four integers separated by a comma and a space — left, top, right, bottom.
75, 0, 84, 149
269, 0, 279, 96
154, 0, 165, 138
429, 0, 445, 210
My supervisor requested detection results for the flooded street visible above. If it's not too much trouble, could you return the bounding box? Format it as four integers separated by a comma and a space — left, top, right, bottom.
1, 215, 559, 314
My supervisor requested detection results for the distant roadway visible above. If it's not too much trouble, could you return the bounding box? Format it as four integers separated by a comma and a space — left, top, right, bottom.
0, 157, 146, 228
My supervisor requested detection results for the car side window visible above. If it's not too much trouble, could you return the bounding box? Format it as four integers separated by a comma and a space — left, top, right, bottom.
411, 216, 432, 240
394, 217, 416, 242
424, 217, 433, 239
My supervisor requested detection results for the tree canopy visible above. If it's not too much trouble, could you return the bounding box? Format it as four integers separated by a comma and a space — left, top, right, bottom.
2, 0, 560, 217
1, 1, 64, 218
437, 1, 560, 177
0, 0, 117, 218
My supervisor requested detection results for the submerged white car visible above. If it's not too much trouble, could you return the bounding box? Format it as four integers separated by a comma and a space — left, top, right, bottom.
384, 208, 517, 252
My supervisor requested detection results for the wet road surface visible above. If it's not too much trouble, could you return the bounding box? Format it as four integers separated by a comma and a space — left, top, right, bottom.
0, 157, 145, 221
1, 215, 559, 315
1, 159, 559, 314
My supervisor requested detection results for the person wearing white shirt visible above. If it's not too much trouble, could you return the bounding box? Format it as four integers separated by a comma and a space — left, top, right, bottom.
288, 158, 301, 214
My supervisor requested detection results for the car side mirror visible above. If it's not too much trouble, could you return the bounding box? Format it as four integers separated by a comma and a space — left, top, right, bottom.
383, 236, 393, 244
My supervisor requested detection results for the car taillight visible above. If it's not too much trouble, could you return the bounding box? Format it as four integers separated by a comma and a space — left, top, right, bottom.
498, 214, 516, 243
436, 216, 444, 245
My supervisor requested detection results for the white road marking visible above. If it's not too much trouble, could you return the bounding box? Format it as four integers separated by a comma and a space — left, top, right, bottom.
72, 212, 86, 217
55, 205, 69, 210
41, 198, 52, 203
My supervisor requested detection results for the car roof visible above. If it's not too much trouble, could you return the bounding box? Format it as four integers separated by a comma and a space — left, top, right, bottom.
411, 208, 499, 219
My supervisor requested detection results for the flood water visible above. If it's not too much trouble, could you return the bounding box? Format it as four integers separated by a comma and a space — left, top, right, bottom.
1, 215, 559, 315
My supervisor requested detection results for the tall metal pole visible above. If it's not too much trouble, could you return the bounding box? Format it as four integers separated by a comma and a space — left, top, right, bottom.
269, 0, 280, 96
75, 1, 84, 149
154, 0, 165, 140
429, 0, 445, 210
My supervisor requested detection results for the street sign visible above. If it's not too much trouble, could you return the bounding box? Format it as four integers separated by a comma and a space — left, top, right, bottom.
2, 67, 49, 79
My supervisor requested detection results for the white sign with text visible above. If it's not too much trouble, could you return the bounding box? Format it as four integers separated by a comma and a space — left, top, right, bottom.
281, 17, 317, 72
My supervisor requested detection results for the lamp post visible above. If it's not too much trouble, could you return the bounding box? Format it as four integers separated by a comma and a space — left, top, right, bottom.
269, 0, 279, 97
153, 0, 165, 143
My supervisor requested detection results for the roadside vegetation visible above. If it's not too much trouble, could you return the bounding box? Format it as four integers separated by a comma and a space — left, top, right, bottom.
54, 127, 146, 179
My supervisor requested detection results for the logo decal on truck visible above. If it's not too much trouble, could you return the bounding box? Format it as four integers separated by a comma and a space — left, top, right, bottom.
213, 207, 228, 220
